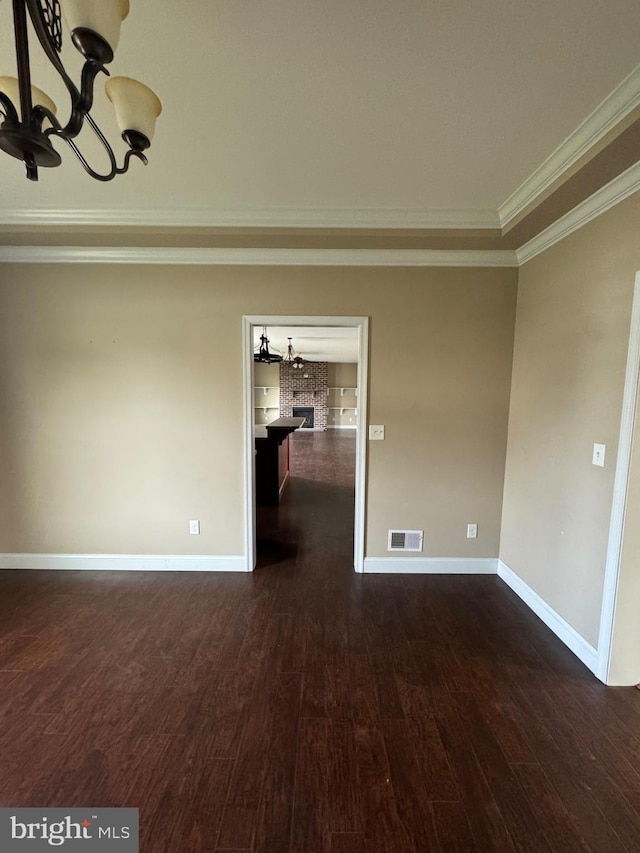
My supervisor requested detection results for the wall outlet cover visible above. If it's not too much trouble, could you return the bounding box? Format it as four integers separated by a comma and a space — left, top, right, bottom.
592, 443, 606, 467
369, 425, 385, 440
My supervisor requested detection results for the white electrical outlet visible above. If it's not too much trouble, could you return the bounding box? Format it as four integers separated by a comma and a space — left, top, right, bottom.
189, 519, 200, 535
592, 443, 606, 467
467, 523, 478, 539
369, 425, 385, 440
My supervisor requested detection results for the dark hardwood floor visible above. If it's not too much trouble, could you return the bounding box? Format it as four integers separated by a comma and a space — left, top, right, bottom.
1, 430, 640, 851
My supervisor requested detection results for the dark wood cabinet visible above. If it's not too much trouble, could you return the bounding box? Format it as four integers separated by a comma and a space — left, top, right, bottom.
255, 417, 305, 505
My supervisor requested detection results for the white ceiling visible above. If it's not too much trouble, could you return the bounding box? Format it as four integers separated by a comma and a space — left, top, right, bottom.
254, 326, 358, 363
2, 1, 640, 225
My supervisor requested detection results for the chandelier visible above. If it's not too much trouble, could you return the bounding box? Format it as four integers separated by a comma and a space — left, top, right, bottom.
283, 338, 306, 369
0, 0, 161, 181
254, 328, 283, 364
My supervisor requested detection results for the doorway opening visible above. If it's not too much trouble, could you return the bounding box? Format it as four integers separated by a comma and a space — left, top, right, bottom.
243, 316, 369, 573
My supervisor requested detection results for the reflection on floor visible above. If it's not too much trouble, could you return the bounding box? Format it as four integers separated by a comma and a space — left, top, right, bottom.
289, 430, 356, 487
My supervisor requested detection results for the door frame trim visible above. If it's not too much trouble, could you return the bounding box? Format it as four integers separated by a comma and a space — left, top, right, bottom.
243, 315, 369, 573
597, 272, 640, 682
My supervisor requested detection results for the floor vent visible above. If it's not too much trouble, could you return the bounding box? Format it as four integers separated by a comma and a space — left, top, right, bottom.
388, 529, 423, 552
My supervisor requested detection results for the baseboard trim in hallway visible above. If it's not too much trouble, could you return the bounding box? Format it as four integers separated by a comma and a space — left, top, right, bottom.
497, 559, 599, 676
363, 557, 498, 574
0, 553, 248, 572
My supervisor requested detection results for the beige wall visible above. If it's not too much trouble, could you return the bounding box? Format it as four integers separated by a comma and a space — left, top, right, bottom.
0, 264, 517, 560
253, 361, 279, 387
501, 193, 640, 648
328, 362, 358, 385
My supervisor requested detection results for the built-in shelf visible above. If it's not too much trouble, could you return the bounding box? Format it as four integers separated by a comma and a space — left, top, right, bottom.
327, 387, 358, 396
254, 384, 279, 423
328, 407, 358, 415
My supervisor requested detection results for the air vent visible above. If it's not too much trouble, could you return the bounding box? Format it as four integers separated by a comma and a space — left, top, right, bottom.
388, 529, 423, 552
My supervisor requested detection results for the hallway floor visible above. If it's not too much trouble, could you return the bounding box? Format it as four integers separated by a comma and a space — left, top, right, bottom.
1, 431, 640, 851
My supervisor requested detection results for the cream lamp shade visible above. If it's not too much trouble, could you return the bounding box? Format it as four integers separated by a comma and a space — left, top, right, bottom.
60, 0, 130, 52
105, 77, 162, 141
0, 75, 57, 117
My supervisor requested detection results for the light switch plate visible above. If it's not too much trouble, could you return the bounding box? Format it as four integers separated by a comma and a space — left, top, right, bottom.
592, 443, 606, 467
369, 425, 385, 440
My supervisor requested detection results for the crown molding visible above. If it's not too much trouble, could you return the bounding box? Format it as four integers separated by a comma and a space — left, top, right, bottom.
516, 160, 640, 265
0, 246, 518, 267
0, 206, 501, 231
7, 152, 638, 270
500, 62, 640, 228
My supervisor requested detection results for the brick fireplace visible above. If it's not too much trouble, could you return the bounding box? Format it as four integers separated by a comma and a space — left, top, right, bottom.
279, 361, 328, 430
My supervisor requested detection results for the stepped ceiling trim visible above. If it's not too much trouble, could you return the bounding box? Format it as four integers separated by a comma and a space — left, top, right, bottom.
500, 62, 640, 228
0, 246, 518, 267
0, 207, 501, 230
4, 156, 640, 268
517, 160, 640, 264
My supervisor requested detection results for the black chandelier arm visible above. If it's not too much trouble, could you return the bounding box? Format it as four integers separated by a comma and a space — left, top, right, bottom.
12, 0, 36, 127
84, 111, 149, 177
0, 92, 20, 123
24, 0, 81, 102
24, 0, 109, 139
62, 136, 146, 182
55, 61, 108, 139
48, 111, 147, 182
24, 61, 109, 145
115, 146, 148, 175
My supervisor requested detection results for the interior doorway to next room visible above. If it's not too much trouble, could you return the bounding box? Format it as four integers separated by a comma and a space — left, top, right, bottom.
243, 316, 369, 573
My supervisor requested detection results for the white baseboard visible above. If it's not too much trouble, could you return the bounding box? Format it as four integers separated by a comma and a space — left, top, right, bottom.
497, 559, 598, 675
0, 554, 249, 572
363, 557, 498, 574
326, 425, 357, 430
